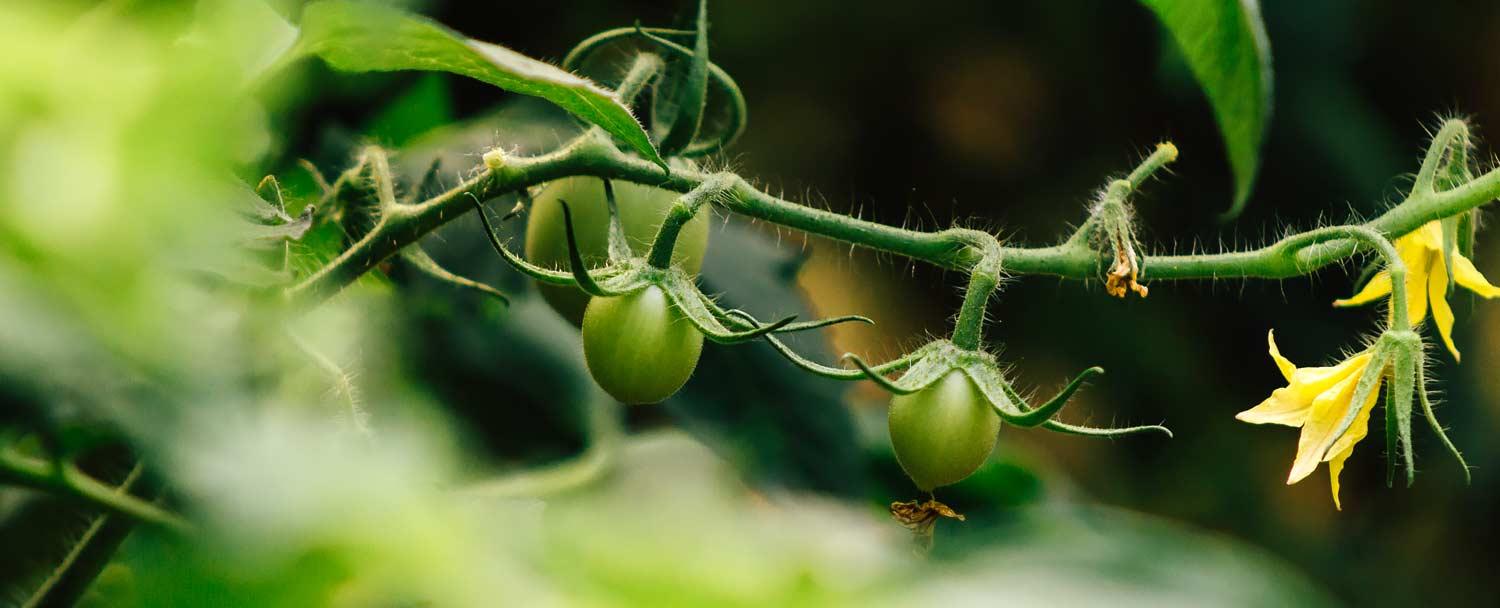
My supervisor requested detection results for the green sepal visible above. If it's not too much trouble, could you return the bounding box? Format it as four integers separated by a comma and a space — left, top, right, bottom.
1383, 382, 1397, 488
652, 0, 710, 156
600, 180, 634, 263
853, 350, 951, 396
399, 245, 510, 305
557, 200, 615, 297
969, 365, 1104, 427
844, 354, 925, 395
1456, 209, 1477, 261
734, 315, 925, 380
1041, 419, 1173, 438
1319, 347, 1389, 457
701, 294, 873, 334
1415, 363, 1471, 484
472, 195, 577, 285
964, 362, 1030, 420
471, 195, 632, 288
661, 272, 794, 344
1390, 345, 1416, 487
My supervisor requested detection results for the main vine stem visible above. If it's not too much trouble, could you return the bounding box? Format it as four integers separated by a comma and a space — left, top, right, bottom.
285, 121, 1500, 309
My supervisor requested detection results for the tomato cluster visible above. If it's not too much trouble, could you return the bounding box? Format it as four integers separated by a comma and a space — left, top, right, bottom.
523, 177, 709, 404
525, 176, 709, 323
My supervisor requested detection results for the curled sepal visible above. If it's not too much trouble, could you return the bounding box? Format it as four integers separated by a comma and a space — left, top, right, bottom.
843, 354, 921, 395
700, 295, 873, 335
471, 195, 641, 293
600, 180, 633, 263
847, 347, 953, 396
472, 194, 579, 286
557, 200, 619, 297
399, 245, 510, 305
1415, 363, 1471, 484
726, 309, 926, 380
1041, 419, 1174, 439
1381, 342, 1415, 487
661, 272, 793, 344
965, 364, 1104, 427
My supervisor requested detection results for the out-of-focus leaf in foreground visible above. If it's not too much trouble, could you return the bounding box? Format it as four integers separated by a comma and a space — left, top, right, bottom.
295, 0, 665, 167
1140, 0, 1273, 218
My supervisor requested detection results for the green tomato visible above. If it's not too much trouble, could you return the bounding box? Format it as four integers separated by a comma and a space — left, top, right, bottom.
887, 370, 1001, 491
582, 285, 705, 404
525, 175, 710, 323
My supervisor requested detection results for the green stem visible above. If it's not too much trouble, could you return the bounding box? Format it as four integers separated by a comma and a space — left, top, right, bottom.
951, 252, 1002, 350
647, 175, 729, 269
613, 53, 663, 106
0, 448, 189, 532
286, 124, 1500, 309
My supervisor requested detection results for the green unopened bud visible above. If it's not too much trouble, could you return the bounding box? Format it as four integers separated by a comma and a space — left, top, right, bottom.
482, 148, 506, 171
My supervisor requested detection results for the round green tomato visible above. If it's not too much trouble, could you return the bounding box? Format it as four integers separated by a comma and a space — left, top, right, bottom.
887, 370, 1001, 491
582, 285, 705, 404
525, 175, 710, 323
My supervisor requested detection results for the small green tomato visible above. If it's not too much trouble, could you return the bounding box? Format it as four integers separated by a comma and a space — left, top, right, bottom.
582, 285, 704, 404
887, 370, 1001, 491
525, 176, 710, 323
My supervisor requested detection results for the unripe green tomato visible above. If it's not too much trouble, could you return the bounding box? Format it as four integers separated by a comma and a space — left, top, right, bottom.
887, 370, 1001, 491
525, 175, 710, 323
582, 285, 705, 404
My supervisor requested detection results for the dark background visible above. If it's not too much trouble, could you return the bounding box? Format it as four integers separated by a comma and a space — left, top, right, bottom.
275, 1, 1500, 604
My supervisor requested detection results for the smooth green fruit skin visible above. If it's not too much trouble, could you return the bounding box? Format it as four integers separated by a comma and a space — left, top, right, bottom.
582, 285, 705, 404
526, 175, 710, 323
887, 370, 1001, 491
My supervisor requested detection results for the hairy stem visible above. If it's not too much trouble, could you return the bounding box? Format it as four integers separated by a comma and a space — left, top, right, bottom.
286, 122, 1500, 309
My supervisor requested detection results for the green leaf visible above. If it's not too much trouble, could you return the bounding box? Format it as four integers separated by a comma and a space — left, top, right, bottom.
296, 0, 663, 168
366, 74, 455, 147
1141, 0, 1273, 218
185, 0, 300, 84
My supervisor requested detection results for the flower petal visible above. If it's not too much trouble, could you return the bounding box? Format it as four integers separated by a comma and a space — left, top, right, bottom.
1429, 259, 1460, 361
1452, 253, 1500, 298
1404, 256, 1431, 325
1267, 329, 1295, 382
1324, 376, 1381, 510
1238, 389, 1314, 427
1287, 357, 1375, 485
1400, 221, 1444, 254
1286, 352, 1372, 398
1333, 271, 1391, 308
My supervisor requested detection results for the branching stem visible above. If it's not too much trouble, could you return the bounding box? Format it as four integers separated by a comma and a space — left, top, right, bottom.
285, 119, 1498, 311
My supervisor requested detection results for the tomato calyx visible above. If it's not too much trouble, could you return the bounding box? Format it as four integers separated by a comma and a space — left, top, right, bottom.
759, 336, 1172, 438
471, 183, 868, 345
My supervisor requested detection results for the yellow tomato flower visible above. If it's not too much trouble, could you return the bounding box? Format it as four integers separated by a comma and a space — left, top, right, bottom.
1334, 220, 1500, 360
1237, 331, 1383, 509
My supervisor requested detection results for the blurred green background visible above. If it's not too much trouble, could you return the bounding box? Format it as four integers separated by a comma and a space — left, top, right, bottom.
5, 0, 1500, 605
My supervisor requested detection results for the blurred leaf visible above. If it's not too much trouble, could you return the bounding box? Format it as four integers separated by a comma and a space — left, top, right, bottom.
296, 0, 664, 167
1140, 0, 1272, 218
365, 74, 454, 147
184, 0, 299, 83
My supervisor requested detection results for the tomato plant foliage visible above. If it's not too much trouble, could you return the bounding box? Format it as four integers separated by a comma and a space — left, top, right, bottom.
3, 0, 1490, 606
